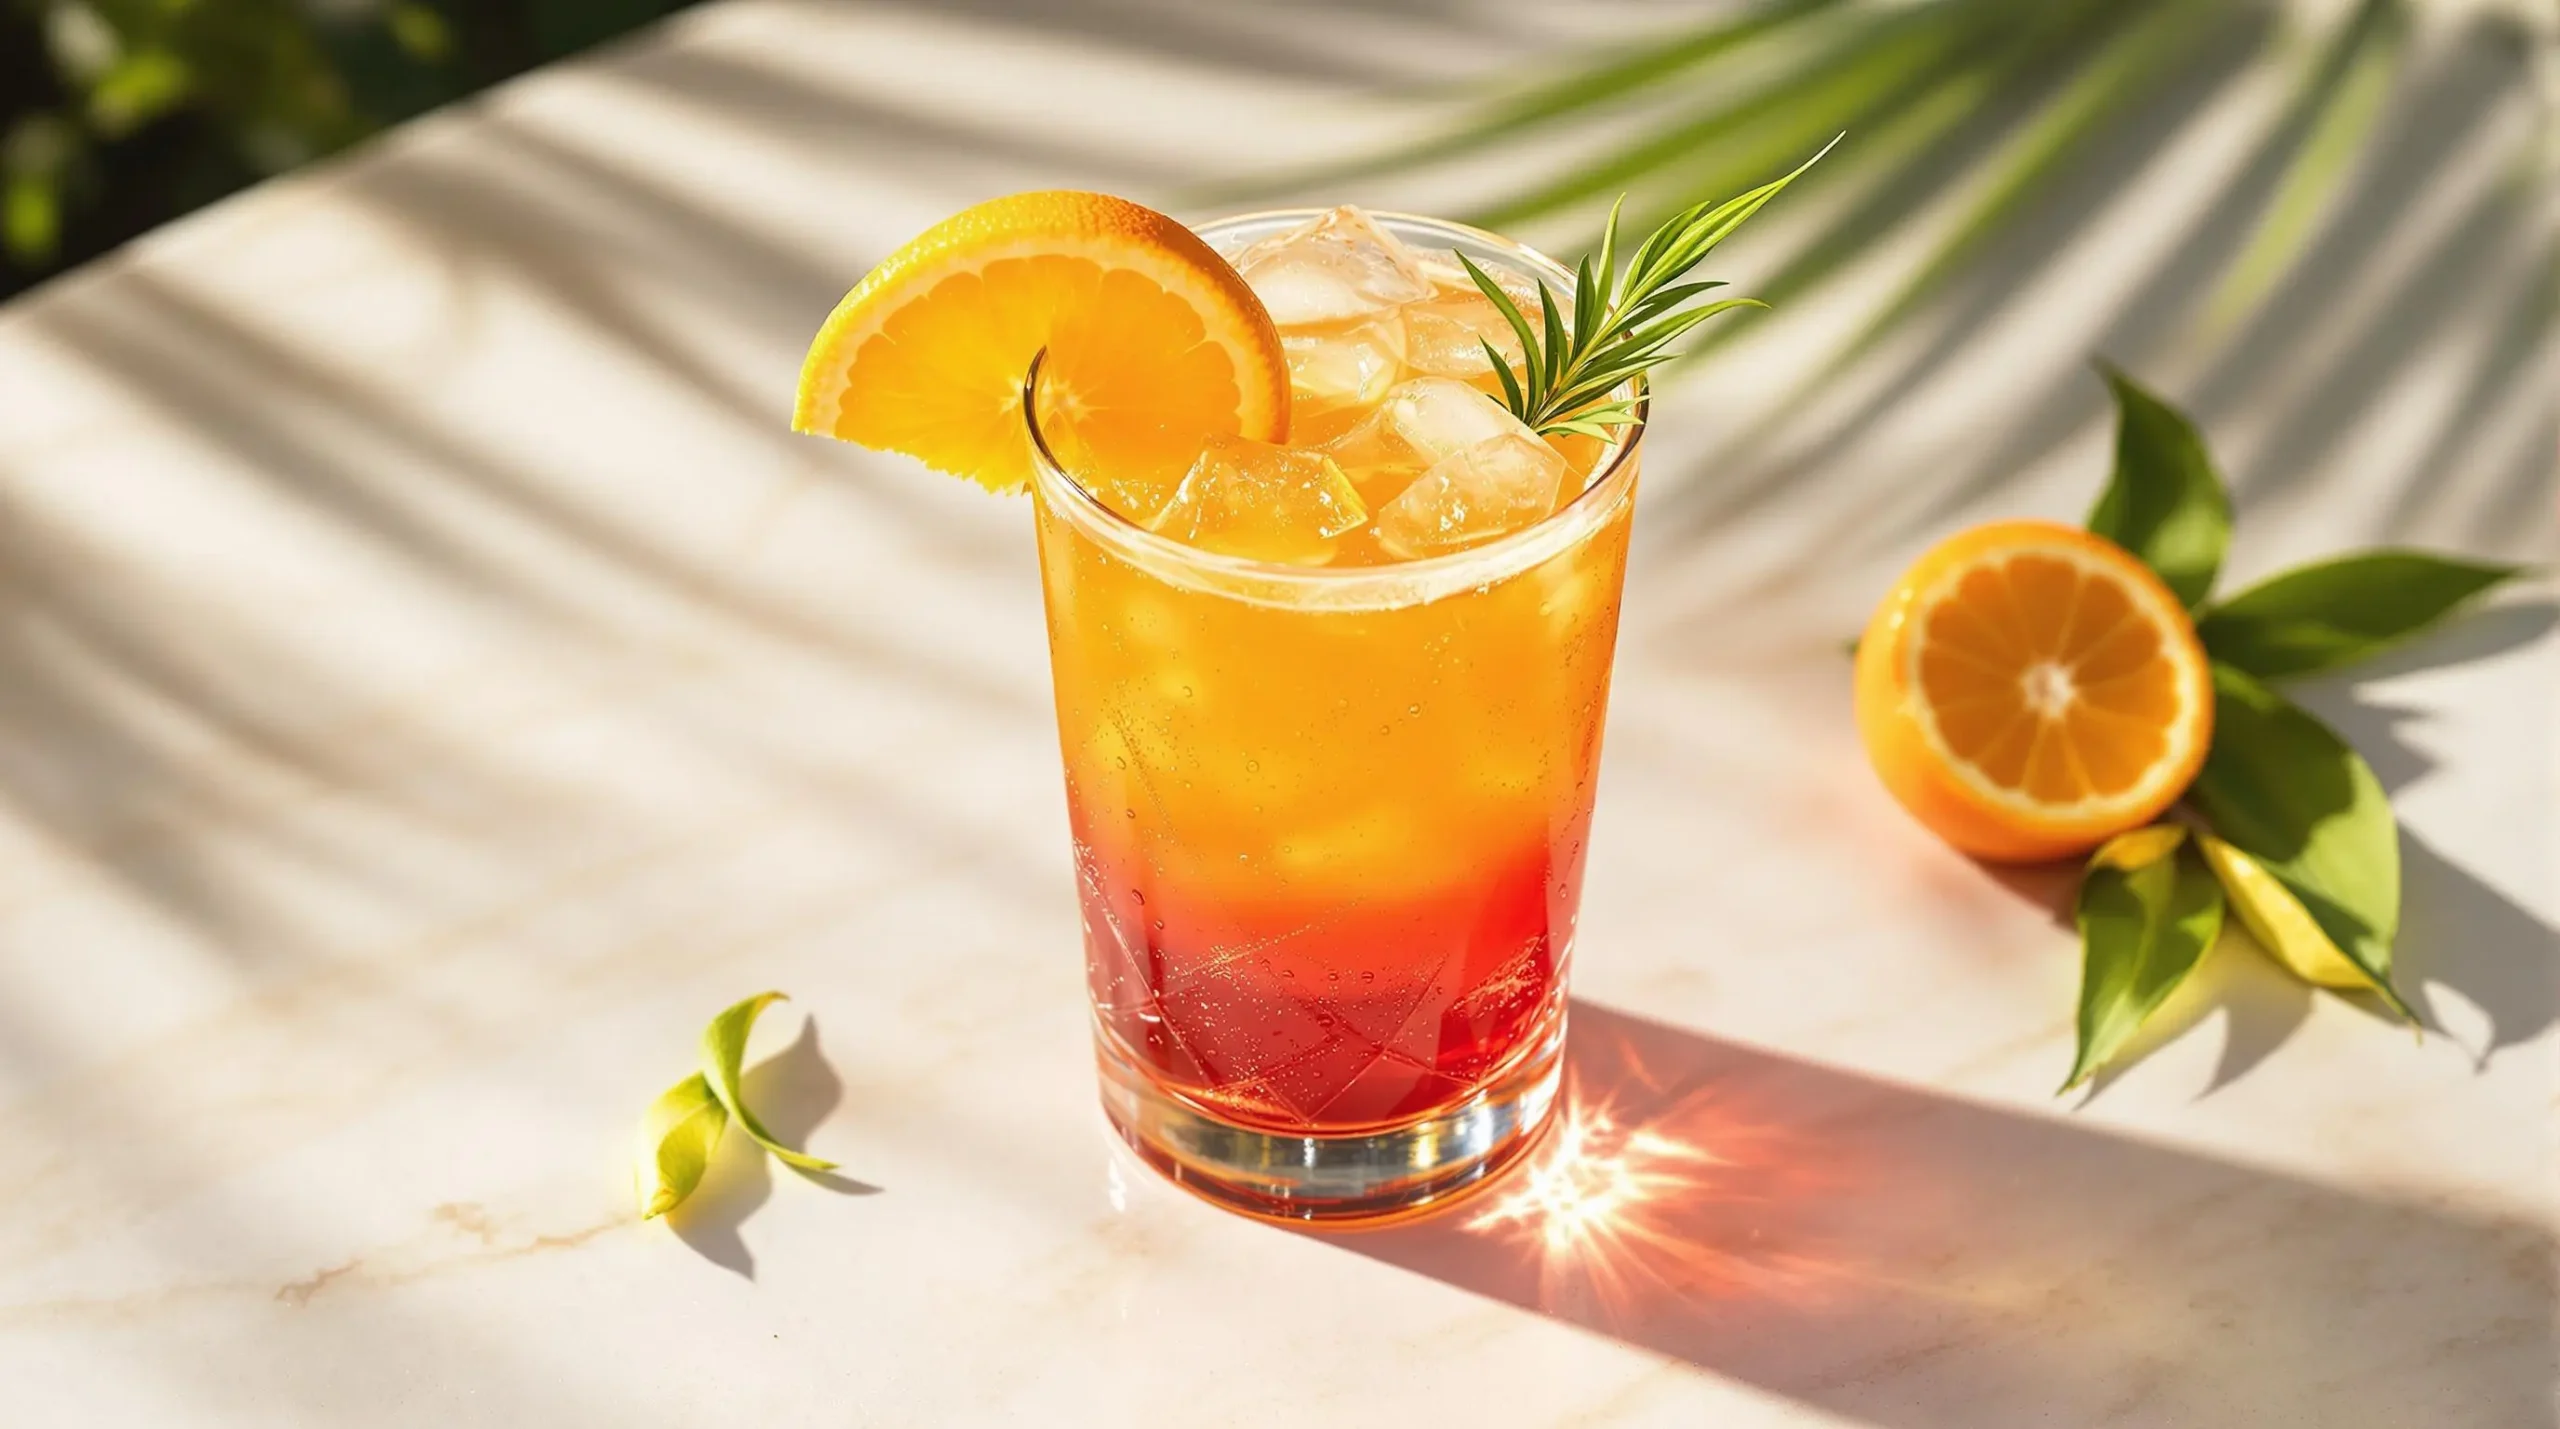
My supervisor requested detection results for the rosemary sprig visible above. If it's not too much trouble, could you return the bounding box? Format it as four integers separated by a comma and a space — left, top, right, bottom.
1459, 136, 1839, 437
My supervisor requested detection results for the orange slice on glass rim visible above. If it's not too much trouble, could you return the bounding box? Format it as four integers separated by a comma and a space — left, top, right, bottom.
1855, 520, 2213, 863
792, 191, 1288, 520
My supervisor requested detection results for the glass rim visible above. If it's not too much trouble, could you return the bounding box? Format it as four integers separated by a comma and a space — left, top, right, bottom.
1021, 208, 1647, 608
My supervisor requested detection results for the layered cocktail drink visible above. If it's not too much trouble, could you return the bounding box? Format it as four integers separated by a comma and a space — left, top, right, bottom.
1026, 209, 1641, 1219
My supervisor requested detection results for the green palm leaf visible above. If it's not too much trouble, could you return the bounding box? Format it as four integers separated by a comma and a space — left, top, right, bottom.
1244, 0, 2454, 412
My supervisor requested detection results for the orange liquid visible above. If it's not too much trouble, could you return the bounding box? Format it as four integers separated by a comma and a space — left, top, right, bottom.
1034, 439, 1635, 1133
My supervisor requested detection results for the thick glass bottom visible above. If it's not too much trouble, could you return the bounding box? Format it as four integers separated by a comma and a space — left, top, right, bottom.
1094, 1004, 1565, 1225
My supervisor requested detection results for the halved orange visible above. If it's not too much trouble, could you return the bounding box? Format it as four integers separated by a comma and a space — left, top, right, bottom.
793, 191, 1289, 520
1855, 520, 2212, 863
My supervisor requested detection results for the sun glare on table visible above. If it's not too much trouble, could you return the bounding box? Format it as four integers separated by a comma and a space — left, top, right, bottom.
1457, 1065, 1838, 1321
1466, 1101, 1720, 1252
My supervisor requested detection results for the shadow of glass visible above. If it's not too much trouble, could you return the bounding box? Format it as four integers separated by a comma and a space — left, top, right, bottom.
1339, 1001, 2555, 1428
667, 1015, 876, 1278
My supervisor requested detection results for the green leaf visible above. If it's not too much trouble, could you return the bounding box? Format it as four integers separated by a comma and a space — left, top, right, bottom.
1537, 281, 1570, 396
1482, 340, 1528, 415
1617, 279, 1728, 327
2086, 366, 2231, 608
2186, 664, 2413, 1021
2065, 825, 2225, 1091
2067, 827, 2228, 1087
3, 173, 60, 265
388, 3, 456, 63
86, 51, 193, 137
1592, 194, 1625, 313
635, 1071, 727, 1219
1458, 251, 1546, 418
700, 991, 838, 1172
2196, 550, 2522, 680
1542, 398, 1643, 438
1572, 252, 1600, 353
2195, 831, 2392, 998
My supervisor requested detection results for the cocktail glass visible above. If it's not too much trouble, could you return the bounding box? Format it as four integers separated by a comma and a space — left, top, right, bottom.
1026, 211, 1644, 1222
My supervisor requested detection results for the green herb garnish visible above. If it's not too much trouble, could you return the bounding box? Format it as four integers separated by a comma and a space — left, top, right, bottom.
1460, 136, 1837, 438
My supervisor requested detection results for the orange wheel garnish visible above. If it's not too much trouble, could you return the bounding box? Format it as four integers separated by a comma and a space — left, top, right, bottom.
793, 191, 1289, 519
1855, 520, 2213, 863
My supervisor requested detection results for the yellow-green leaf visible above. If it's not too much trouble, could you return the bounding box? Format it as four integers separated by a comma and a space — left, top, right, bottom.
2186, 663, 2414, 1022
636, 1071, 726, 1220
2194, 831, 2376, 992
2089, 822, 2187, 871
86, 51, 193, 138
3, 173, 60, 265
700, 992, 837, 1173
389, 4, 455, 63
2066, 825, 2224, 1092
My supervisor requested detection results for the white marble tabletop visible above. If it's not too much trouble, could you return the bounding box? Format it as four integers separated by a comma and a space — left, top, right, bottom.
0, 2, 2552, 1424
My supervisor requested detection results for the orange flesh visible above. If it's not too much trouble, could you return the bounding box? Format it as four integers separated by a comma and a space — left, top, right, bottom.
1856, 521, 2211, 863
794, 190, 1289, 504
1917, 552, 2181, 805
835, 256, 1262, 519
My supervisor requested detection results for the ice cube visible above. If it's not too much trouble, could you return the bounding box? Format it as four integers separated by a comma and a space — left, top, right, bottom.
1234, 206, 1435, 327
1325, 376, 1543, 508
1281, 315, 1405, 411
1372, 432, 1568, 559
1150, 435, 1370, 565
1383, 376, 1530, 461
1416, 253, 1547, 308
1315, 407, 1428, 503
1402, 286, 1531, 380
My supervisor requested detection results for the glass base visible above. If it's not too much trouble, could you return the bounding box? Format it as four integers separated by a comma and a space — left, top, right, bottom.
1094, 1008, 1566, 1225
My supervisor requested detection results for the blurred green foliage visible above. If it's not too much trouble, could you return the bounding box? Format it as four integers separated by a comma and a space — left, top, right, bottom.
1, 0, 697, 296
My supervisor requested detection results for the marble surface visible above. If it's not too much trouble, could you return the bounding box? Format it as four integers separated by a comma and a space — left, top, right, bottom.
0, 1, 2553, 1424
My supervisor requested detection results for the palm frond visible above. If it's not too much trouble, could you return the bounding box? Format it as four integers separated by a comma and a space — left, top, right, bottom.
2207, 0, 2408, 325
1259, 0, 2454, 411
